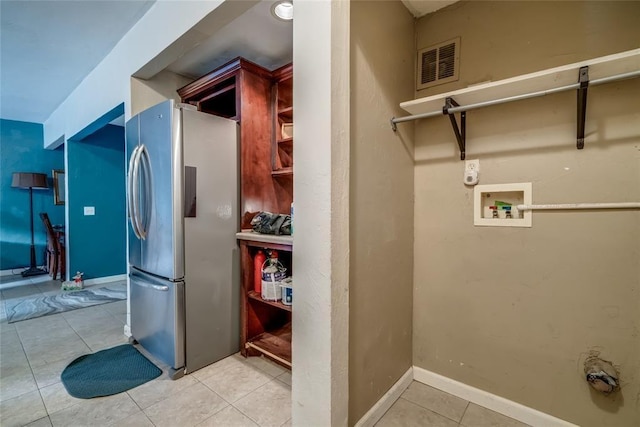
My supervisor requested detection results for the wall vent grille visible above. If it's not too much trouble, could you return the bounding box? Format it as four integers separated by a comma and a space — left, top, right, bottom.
417, 37, 460, 90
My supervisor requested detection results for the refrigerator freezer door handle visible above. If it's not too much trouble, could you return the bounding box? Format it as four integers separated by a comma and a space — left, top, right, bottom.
128, 145, 142, 240
133, 280, 169, 292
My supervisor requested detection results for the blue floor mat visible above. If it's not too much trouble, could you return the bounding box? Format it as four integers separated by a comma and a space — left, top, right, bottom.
61, 344, 162, 399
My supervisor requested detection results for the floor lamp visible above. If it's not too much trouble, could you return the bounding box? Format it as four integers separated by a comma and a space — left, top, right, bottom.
12, 172, 49, 277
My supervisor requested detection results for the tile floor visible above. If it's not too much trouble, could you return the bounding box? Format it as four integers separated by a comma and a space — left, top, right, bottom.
376, 381, 530, 427
0, 276, 292, 427
1, 275, 529, 427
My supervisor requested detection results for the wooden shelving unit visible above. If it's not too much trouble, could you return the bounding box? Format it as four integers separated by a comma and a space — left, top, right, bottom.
238, 237, 293, 368
245, 323, 292, 368
182, 59, 296, 370
272, 63, 294, 179
248, 291, 292, 312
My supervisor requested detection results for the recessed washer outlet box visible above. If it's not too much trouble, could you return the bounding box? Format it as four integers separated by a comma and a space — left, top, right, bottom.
474, 183, 532, 227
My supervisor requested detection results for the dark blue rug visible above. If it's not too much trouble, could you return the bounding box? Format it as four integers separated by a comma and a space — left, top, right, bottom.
61, 344, 162, 399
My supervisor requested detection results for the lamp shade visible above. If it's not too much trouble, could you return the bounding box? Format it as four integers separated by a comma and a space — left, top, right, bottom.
11, 172, 49, 189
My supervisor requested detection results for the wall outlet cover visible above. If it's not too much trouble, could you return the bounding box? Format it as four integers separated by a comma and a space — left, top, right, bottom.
84, 206, 95, 216
465, 159, 480, 172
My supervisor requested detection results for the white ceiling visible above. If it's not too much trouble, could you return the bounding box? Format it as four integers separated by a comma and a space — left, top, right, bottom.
0, 0, 155, 124
401, 0, 458, 17
0, 0, 455, 126
167, 0, 293, 79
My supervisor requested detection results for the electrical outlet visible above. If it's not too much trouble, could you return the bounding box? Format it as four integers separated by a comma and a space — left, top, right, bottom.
463, 159, 480, 186
465, 159, 480, 172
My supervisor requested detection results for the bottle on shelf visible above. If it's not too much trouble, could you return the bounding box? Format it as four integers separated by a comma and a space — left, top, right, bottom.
254, 250, 266, 294
261, 250, 286, 301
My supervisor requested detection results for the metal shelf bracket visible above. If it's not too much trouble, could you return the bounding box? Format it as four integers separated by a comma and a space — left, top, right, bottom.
443, 97, 466, 160
577, 66, 589, 149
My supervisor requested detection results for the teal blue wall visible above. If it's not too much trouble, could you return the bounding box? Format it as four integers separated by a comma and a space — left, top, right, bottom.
0, 119, 64, 270
67, 125, 126, 279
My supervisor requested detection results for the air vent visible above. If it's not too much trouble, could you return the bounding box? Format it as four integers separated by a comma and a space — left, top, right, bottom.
417, 37, 460, 90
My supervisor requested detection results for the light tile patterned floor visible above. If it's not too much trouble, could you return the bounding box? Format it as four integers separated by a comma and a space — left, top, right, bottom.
375, 381, 530, 427
1, 275, 528, 427
0, 276, 291, 427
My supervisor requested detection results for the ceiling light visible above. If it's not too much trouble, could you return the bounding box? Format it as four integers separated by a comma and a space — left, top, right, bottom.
272, 1, 293, 21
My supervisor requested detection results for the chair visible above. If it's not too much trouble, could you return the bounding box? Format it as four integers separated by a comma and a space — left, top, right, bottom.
39, 213, 65, 280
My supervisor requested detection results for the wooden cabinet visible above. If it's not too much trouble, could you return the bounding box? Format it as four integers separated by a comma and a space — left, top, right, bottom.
271, 63, 293, 177
179, 59, 294, 368
237, 232, 292, 368
270, 63, 294, 229
177, 58, 291, 229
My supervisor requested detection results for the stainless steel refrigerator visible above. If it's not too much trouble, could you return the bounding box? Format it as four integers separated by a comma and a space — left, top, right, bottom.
125, 99, 239, 379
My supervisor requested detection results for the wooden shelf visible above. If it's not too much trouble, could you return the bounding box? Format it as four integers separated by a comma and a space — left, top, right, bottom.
400, 48, 640, 115
278, 137, 293, 145
248, 291, 292, 312
236, 231, 293, 246
198, 83, 235, 103
271, 167, 293, 177
246, 323, 292, 367
278, 107, 293, 120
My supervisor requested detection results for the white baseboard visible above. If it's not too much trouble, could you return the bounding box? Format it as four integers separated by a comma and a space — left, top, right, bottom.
62, 274, 127, 287
84, 274, 126, 285
413, 366, 577, 427
0, 268, 20, 276
0, 266, 47, 276
0, 274, 52, 290
355, 367, 413, 427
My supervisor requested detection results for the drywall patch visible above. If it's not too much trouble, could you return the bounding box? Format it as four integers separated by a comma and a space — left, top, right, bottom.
584, 352, 620, 395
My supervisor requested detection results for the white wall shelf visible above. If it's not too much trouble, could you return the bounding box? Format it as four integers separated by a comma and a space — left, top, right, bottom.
391, 49, 640, 160
399, 48, 640, 116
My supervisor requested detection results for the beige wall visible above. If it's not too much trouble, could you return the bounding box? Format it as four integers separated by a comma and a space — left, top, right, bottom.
416, 0, 640, 97
349, 1, 415, 424
413, 1, 640, 426
130, 70, 193, 117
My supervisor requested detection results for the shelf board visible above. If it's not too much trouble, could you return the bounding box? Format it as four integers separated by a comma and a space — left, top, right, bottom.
198, 83, 236, 103
278, 137, 293, 145
246, 323, 292, 367
278, 107, 293, 120
271, 167, 293, 177
236, 231, 293, 246
248, 291, 292, 312
400, 48, 640, 115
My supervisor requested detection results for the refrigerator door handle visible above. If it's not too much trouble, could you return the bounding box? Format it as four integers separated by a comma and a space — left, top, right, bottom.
138, 144, 153, 239
132, 145, 145, 239
128, 145, 143, 240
